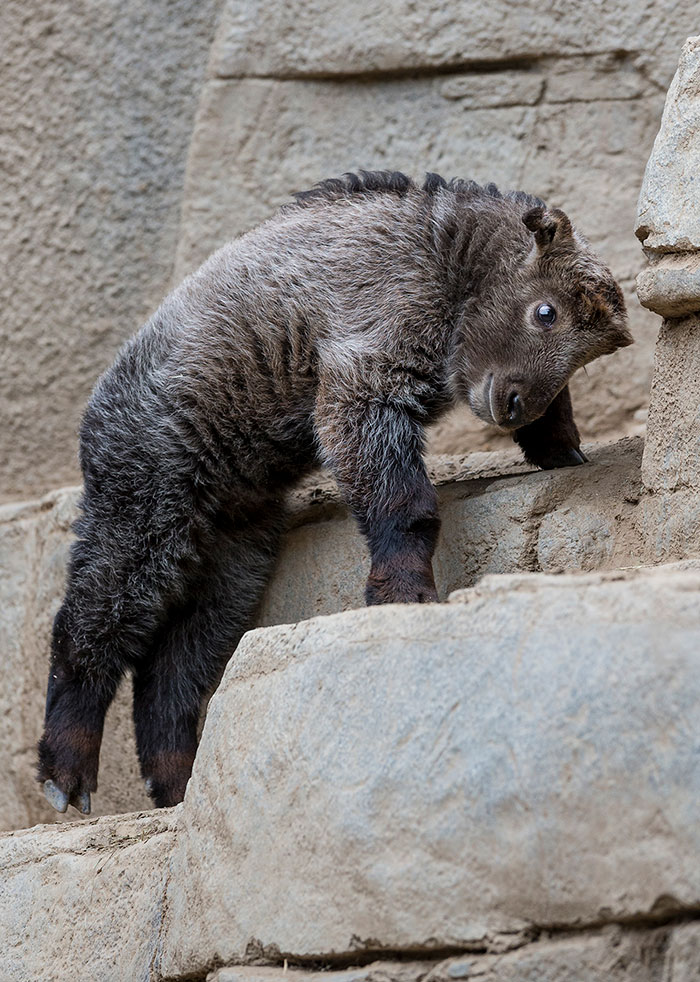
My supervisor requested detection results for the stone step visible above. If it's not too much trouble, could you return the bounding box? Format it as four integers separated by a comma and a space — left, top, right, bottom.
3, 562, 699, 980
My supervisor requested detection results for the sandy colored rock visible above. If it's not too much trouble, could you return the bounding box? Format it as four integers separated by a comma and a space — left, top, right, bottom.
159, 563, 700, 975
0, 0, 220, 504
5, 435, 700, 834
0, 810, 177, 982
636, 35, 700, 252
206, 925, 695, 981
641, 314, 700, 491
636, 253, 700, 317
662, 922, 700, 981
210, 0, 695, 80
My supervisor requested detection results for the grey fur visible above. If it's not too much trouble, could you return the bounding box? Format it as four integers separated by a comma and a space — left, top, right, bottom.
37, 171, 631, 809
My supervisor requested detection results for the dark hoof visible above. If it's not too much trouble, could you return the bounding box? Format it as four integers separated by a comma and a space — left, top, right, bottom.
536, 447, 588, 470
44, 780, 91, 815
43, 779, 69, 814
70, 790, 92, 815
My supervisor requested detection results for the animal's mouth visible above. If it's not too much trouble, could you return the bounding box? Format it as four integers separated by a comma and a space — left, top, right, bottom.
468, 373, 498, 425
487, 373, 498, 425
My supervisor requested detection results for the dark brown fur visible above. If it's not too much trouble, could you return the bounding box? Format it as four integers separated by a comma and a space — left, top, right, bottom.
37, 171, 631, 811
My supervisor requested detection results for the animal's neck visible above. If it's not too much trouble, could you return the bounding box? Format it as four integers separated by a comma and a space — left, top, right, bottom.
436, 196, 527, 303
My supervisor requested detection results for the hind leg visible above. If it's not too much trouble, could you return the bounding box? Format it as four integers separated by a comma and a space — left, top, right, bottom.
37, 506, 193, 814
133, 506, 284, 807
37, 599, 128, 815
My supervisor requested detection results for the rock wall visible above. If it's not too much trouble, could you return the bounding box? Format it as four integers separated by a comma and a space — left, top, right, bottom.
2, 1, 700, 504
0, 0, 221, 504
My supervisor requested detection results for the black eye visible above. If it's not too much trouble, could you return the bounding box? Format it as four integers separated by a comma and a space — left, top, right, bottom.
535, 303, 557, 327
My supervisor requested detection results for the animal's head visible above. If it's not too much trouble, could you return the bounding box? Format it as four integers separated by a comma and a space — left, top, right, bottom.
457, 204, 632, 429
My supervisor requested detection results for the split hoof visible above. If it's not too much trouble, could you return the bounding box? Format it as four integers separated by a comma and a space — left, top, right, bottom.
43, 779, 68, 814
43, 780, 91, 815
70, 790, 92, 815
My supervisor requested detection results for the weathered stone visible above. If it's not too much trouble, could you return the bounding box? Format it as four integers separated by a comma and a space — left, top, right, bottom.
641, 314, 700, 491
210, 0, 696, 80
204, 924, 700, 981
0, 810, 177, 982
0, 0, 220, 504
545, 57, 648, 104
439, 72, 545, 108
8, 435, 700, 833
636, 254, 700, 317
159, 563, 700, 975
261, 438, 645, 624
636, 36, 700, 252
11, 436, 700, 833
663, 922, 700, 981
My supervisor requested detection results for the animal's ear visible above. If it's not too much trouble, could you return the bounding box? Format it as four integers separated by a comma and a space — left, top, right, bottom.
522, 207, 575, 253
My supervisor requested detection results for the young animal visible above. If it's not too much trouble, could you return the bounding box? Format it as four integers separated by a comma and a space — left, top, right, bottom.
38, 171, 631, 814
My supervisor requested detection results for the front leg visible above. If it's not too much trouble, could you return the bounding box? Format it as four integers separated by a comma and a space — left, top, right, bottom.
513, 384, 588, 470
315, 378, 440, 605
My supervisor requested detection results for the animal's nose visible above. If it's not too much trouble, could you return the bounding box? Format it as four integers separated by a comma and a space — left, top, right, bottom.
506, 390, 524, 425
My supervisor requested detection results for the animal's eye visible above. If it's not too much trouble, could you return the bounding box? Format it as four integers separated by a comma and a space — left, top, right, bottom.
535, 303, 557, 327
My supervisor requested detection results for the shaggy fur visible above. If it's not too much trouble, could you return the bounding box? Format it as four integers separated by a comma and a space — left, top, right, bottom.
37, 171, 631, 811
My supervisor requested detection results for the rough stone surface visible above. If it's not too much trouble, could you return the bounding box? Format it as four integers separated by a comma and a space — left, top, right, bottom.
159, 564, 700, 975
0, 0, 221, 504
0, 810, 177, 982
641, 314, 700, 492
636, 36, 700, 252
175, 69, 661, 454
206, 924, 700, 981
662, 922, 700, 981
259, 439, 646, 625
210, 0, 696, 80
636, 253, 700, 317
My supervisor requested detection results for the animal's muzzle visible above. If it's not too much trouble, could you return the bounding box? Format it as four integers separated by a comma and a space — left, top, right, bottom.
487, 374, 526, 428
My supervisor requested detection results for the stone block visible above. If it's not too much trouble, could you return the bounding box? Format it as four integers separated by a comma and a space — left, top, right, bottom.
641, 314, 700, 491
210, 0, 696, 80
636, 254, 700, 317
205, 927, 673, 982
259, 439, 644, 625
0, 810, 177, 982
159, 563, 700, 975
636, 36, 700, 252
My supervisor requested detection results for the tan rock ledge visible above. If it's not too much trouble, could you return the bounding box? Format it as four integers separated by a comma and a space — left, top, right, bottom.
3, 563, 700, 981
0, 809, 178, 982
158, 561, 700, 975
636, 254, 700, 318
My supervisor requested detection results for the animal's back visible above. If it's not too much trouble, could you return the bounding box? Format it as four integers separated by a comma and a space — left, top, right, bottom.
82, 184, 443, 499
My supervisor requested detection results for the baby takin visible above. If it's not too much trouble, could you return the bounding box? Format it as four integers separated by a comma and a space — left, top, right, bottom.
38, 171, 631, 814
